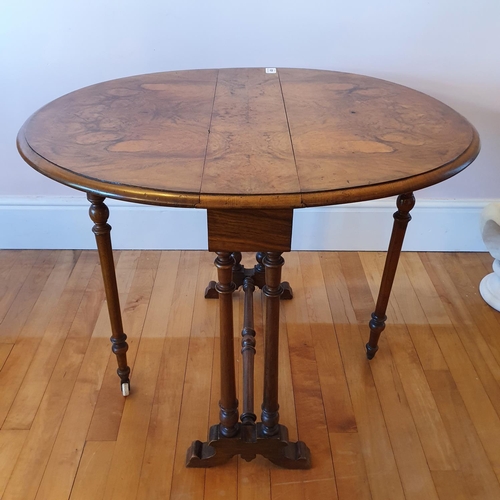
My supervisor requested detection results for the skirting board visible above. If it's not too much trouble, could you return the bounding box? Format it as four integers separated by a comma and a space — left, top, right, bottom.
0, 196, 491, 252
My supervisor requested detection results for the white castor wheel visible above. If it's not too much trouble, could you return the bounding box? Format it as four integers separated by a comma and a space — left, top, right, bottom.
121, 382, 130, 397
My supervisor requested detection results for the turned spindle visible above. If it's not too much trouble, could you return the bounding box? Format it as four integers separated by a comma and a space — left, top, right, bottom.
240, 277, 257, 425
215, 251, 239, 437
261, 251, 284, 436
366, 192, 415, 359
87, 193, 130, 394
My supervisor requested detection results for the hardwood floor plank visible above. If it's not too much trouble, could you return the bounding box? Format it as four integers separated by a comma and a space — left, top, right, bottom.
132, 252, 199, 499
454, 253, 500, 352
272, 479, 338, 500
431, 471, 472, 500
420, 252, 500, 420
0, 251, 139, 500
272, 252, 336, 489
4, 251, 98, 430
33, 320, 114, 500
330, 432, 372, 500
388, 263, 448, 371
2, 307, 111, 500
427, 370, 500, 499
0, 344, 13, 371
0, 251, 39, 325
205, 461, 238, 500
169, 252, 218, 499
169, 336, 213, 499
128, 251, 197, 500
434, 253, 500, 357
341, 252, 439, 499
299, 252, 356, 433
85, 251, 159, 441
0, 251, 80, 427
359, 252, 460, 472
0, 430, 28, 497
0, 250, 58, 343
70, 441, 116, 500
0, 250, 499, 499
402, 254, 500, 480
11, 252, 82, 340
134, 335, 191, 500
478, 252, 493, 272
370, 342, 439, 499
34, 252, 159, 500
238, 458, 271, 500
275, 295, 298, 442
320, 252, 404, 500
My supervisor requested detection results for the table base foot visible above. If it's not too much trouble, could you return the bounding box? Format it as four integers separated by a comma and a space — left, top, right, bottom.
204, 280, 219, 299
280, 281, 293, 300
365, 343, 379, 360
186, 423, 311, 469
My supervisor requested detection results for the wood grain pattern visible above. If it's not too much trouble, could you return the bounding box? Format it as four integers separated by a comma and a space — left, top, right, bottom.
201, 68, 299, 197
0, 344, 13, 371
0, 251, 78, 428
320, 252, 405, 499
85, 251, 155, 442
18, 69, 479, 209
207, 209, 293, 252
279, 69, 476, 199
3, 251, 98, 430
0, 430, 28, 497
402, 254, 500, 481
0, 251, 39, 326
1, 252, 138, 500
69, 441, 116, 500
340, 252, 439, 499
22, 71, 217, 205
359, 252, 460, 471
1, 250, 499, 500
0, 251, 59, 343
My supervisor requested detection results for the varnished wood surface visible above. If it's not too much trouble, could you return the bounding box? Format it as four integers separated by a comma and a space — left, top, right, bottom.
18, 68, 479, 208
207, 209, 293, 252
1, 250, 500, 499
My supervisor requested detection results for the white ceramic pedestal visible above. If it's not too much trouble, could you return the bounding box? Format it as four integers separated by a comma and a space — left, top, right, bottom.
480, 259, 500, 311
480, 204, 500, 311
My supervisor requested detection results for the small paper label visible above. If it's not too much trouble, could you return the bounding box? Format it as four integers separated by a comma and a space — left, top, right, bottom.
265, 68, 277, 74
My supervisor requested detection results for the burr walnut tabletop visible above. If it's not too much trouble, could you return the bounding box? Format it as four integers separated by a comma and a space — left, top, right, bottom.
18, 68, 479, 209
17, 68, 480, 469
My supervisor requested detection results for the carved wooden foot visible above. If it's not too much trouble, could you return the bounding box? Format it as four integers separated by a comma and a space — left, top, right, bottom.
280, 281, 293, 300
204, 280, 219, 299
186, 424, 311, 469
366, 192, 415, 359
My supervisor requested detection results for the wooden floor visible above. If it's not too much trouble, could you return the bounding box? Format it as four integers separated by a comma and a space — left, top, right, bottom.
0, 250, 499, 499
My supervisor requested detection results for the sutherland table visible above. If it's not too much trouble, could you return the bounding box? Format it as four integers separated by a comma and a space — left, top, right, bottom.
17, 68, 480, 469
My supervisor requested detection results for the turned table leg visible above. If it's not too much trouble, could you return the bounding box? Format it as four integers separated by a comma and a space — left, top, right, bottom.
261, 252, 284, 436
87, 193, 130, 396
186, 249, 310, 469
366, 192, 415, 359
215, 252, 239, 437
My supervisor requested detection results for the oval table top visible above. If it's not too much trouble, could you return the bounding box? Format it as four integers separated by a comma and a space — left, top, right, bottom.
18, 68, 480, 209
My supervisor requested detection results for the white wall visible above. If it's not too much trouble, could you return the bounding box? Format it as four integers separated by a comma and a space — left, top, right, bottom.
1, 1, 499, 249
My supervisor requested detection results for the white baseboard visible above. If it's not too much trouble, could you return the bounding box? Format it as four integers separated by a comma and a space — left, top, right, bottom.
0, 196, 491, 252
